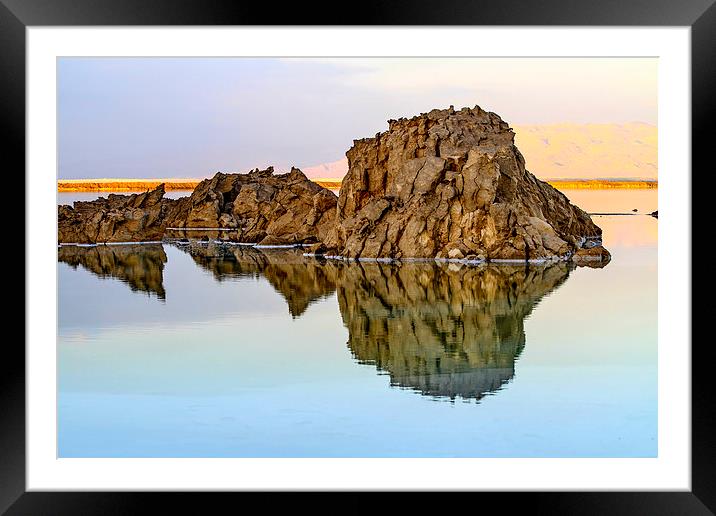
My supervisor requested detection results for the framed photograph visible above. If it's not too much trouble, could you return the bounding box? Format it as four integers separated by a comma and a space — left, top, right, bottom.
7, 0, 711, 512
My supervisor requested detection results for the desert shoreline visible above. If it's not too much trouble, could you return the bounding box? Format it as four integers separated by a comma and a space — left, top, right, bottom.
58, 178, 657, 192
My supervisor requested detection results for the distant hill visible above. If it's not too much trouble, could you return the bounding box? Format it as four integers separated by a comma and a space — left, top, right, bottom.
58, 178, 201, 191
302, 159, 350, 180
301, 122, 657, 181
58, 123, 657, 192
513, 122, 657, 180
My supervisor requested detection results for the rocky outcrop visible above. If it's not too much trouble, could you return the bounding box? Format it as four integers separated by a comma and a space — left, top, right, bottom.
57, 106, 611, 267
58, 168, 337, 246
58, 184, 176, 244
323, 106, 609, 263
164, 167, 337, 246
58, 244, 167, 299
337, 261, 572, 400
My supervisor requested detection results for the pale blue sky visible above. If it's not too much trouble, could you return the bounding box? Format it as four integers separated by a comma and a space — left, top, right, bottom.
58, 57, 657, 179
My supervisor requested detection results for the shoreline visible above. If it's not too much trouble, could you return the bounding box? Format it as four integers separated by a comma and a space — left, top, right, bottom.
57, 239, 594, 266
545, 180, 657, 189
58, 178, 657, 192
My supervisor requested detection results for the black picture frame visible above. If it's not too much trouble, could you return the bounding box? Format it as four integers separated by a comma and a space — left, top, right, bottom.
4, 0, 710, 513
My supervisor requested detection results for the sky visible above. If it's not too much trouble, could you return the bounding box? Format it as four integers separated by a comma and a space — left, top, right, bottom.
57, 57, 657, 180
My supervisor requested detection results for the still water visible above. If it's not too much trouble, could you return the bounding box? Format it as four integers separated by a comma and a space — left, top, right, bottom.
58, 189, 657, 457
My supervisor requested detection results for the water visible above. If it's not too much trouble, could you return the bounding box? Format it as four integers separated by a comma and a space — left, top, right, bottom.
58, 189, 657, 457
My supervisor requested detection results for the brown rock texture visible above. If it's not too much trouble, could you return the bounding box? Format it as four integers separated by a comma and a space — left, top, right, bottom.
164, 167, 337, 246
324, 106, 608, 262
58, 184, 177, 244
58, 243, 167, 299
337, 261, 572, 400
58, 168, 338, 246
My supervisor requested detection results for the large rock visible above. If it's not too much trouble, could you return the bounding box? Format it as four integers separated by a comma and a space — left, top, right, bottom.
58, 184, 176, 244
164, 167, 337, 246
324, 106, 609, 263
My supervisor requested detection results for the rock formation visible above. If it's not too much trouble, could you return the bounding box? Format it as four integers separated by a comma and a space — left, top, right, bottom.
323, 106, 609, 263
164, 167, 337, 246
58, 244, 167, 299
337, 261, 572, 400
58, 167, 337, 246
57, 105, 611, 267
58, 184, 176, 244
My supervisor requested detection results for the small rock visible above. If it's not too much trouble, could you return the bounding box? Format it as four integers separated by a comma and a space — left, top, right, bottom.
571, 245, 611, 268
447, 248, 465, 259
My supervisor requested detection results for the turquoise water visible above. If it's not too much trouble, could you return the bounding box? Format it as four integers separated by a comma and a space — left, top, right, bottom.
57, 190, 657, 457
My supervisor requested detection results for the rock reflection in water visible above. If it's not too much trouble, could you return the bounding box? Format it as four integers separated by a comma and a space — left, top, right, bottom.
58, 244, 167, 299
337, 262, 572, 401
176, 242, 339, 318
59, 242, 573, 401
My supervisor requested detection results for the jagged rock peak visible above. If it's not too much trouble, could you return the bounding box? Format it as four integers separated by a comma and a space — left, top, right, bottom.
353, 105, 508, 147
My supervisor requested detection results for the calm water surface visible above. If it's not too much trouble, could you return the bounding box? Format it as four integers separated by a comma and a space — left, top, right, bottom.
58, 189, 657, 457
